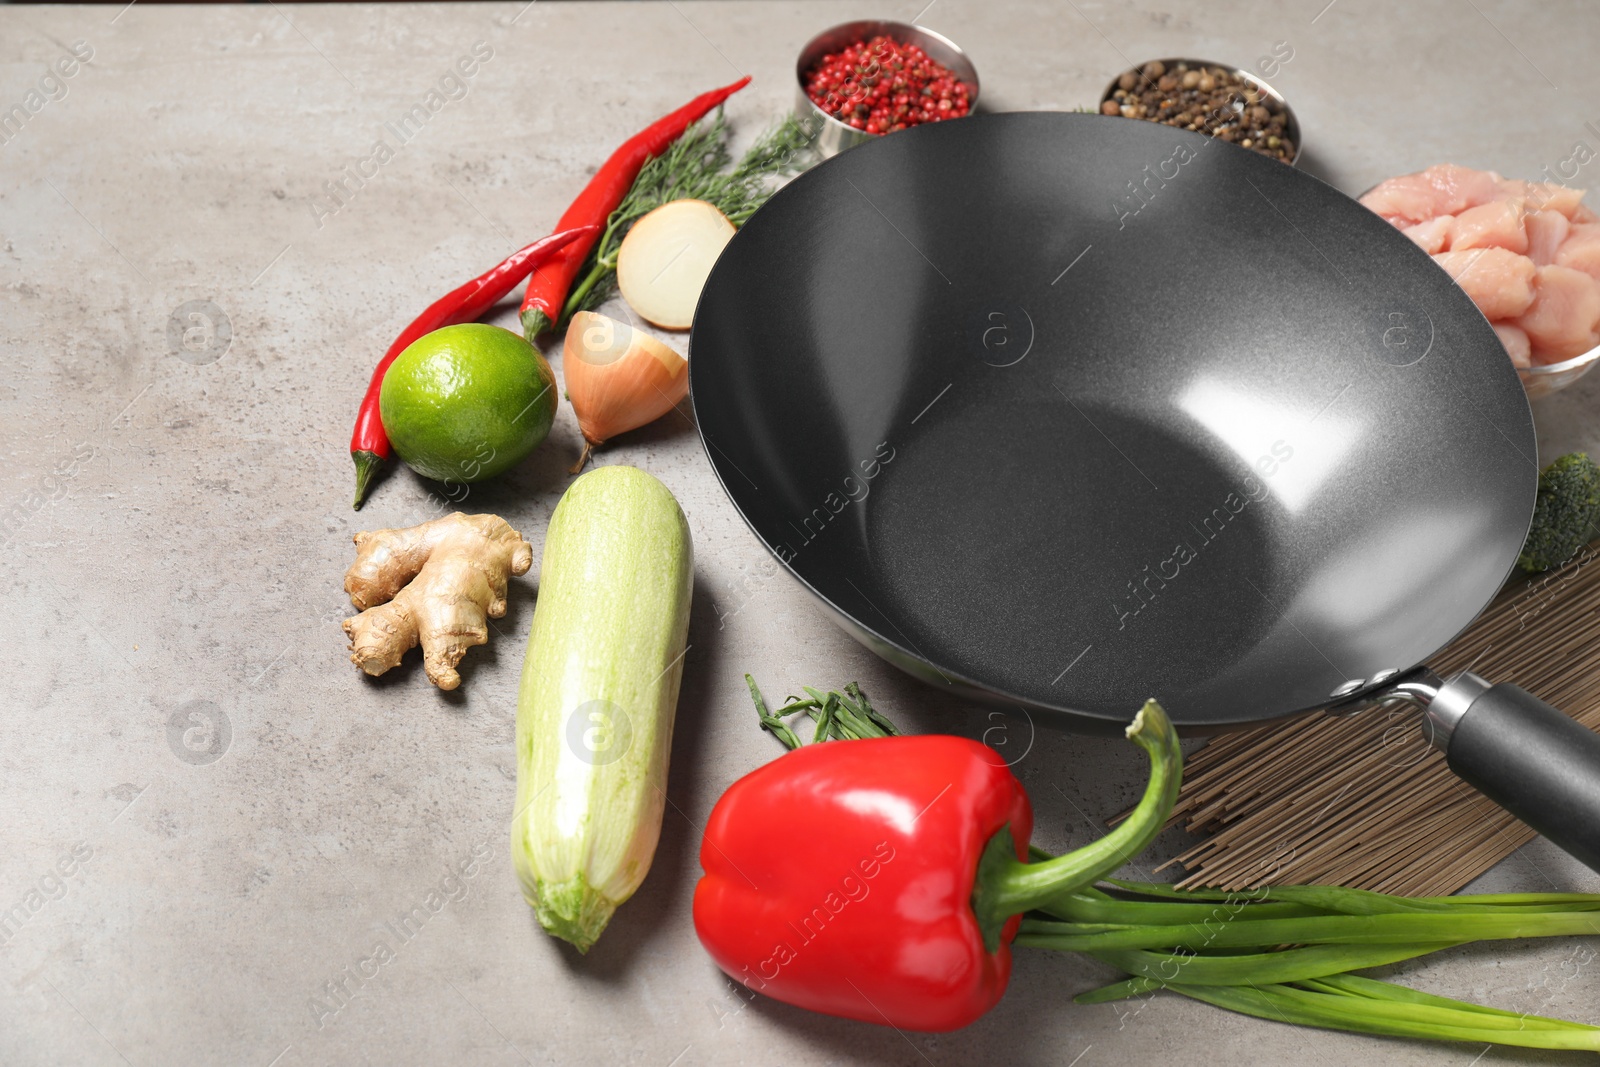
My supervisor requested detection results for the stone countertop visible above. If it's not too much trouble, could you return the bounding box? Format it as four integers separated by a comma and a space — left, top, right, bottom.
3, 1, 1599, 1064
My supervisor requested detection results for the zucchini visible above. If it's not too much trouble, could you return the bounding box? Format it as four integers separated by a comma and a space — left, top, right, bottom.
512, 465, 693, 951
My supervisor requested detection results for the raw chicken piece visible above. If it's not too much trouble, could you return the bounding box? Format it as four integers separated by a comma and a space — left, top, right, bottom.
1493, 323, 1533, 368
1528, 181, 1588, 219
1556, 223, 1600, 281
1424, 164, 1505, 214
1360, 175, 1442, 225
1361, 165, 1502, 225
1450, 198, 1528, 253
1432, 247, 1537, 320
1515, 264, 1600, 363
1402, 216, 1454, 254
1363, 165, 1598, 367
1526, 210, 1571, 266
1498, 179, 1588, 219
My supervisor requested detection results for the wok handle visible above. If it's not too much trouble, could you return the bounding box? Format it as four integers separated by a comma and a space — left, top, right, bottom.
1426, 673, 1600, 873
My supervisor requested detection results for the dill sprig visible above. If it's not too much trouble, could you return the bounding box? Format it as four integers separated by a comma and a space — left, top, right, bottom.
560, 111, 817, 323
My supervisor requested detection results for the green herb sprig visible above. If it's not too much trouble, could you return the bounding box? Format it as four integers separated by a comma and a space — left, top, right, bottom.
746, 675, 902, 749
560, 112, 816, 324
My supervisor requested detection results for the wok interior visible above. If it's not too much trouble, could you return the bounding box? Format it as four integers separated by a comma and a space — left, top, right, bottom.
690, 113, 1535, 730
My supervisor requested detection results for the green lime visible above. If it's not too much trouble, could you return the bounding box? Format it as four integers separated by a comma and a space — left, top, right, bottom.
380, 323, 558, 484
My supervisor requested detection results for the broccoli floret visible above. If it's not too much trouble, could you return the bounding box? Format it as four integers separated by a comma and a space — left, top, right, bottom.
1518, 452, 1600, 572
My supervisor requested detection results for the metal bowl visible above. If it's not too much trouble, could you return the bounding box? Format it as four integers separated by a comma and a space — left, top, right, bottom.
1099, 57, 1300, 167
795, 20, 979, 159
1519, 344, 1600, 400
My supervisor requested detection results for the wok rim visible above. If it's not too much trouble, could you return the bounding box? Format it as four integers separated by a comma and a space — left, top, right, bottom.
688, 111, 1537, 734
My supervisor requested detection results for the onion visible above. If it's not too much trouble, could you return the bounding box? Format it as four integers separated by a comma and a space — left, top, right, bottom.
616, 199, 736, 329
562, 311, 688, 472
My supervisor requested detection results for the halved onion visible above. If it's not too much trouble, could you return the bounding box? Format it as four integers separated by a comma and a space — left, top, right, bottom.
561, 311, 688, 472
616, 199, 736, 329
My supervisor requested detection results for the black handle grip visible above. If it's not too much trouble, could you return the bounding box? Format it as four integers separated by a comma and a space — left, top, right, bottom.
1446, 683, 1600, 873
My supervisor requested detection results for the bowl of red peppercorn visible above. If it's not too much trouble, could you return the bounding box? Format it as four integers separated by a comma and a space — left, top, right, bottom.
796, 21, 979, 158
1099, 58, 1300, 166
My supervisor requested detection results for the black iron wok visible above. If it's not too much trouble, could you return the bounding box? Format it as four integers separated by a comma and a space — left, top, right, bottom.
689, 112, 1600, 872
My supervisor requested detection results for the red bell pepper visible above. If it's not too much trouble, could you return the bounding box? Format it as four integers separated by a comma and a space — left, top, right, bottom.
693, 700, 1180, 1032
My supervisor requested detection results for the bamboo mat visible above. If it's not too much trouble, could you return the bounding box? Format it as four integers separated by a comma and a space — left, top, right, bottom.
1150, 541, 1600, 896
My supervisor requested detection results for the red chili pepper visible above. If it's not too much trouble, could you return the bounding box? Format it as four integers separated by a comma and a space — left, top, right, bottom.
518, 75, 751, 341
693, 703, 1180, 1031
349, 225, 595, 509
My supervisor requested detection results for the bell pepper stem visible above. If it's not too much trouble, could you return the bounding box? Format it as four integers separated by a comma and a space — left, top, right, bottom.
970, 700, 1181, 952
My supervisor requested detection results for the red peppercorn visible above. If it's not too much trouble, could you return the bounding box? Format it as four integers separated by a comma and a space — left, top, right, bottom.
803, 34, 971, 134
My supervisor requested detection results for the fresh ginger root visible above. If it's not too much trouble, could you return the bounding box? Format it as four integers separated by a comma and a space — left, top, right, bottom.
342, 512, 533, 690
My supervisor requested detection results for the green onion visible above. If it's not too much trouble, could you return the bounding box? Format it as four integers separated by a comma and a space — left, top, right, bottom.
1019, 763, 1600, 1051
746, 673, 802, 750
1040, 889, 1322, 925
846, 681, 902, 736
1303, 971, 1581, 1024
1017, 909, 1600, 953
1074, 974, 1165, 1004
1163, 980, 1600, 1050
1106, 878, 1600, 915
746, 676, 901, 749
1079, 942, 1462, 990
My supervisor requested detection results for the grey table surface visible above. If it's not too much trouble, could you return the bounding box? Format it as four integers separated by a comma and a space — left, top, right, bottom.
4, 1, 1600, 1064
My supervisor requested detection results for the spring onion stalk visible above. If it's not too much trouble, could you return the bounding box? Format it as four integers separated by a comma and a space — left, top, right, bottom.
1008, 723, 1600, 1051
1017, 909, 1600, 953
1306, 972, 1585, 1022
1076, 942, 1463, 991
1161, 980, 1600, 1051
1104, 878, 1600, 915
746, 676, 903, 749
1074, 974, 1166, 1004
1039, 889, 1324, 925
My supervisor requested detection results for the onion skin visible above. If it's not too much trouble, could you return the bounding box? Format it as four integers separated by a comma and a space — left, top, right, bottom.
562, 311, 688, 469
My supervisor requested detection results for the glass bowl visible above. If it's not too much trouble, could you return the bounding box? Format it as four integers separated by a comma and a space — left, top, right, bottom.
1519, 344, 1600, 400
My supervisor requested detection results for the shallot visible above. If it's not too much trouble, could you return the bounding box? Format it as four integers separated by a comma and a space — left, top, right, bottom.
561, 311, 688, 472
